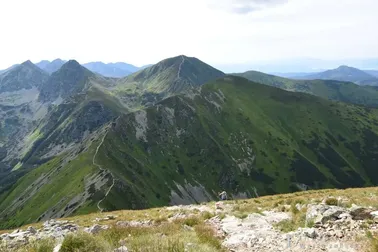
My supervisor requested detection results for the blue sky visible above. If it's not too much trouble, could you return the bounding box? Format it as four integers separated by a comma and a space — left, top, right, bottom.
1, 0, 377, 72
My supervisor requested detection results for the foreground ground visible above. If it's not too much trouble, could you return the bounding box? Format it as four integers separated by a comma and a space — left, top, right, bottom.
1, 187, 378, 252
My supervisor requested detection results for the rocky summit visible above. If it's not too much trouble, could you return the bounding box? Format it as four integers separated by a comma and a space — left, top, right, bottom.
1, 187, 378, 251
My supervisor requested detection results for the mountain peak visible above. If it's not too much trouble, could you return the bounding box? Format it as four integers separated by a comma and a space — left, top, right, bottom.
39, 60, 95, 102
20, 60, 34, 67
0, 60, 48, 92
57, 60, 89, 75
51, 58, 65, 63
122, 55, 224, 94
63, 59, 81, 67
336, 65, 358, 71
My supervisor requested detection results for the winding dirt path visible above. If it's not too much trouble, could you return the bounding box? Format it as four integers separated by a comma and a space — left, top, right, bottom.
93, 130, 115, 212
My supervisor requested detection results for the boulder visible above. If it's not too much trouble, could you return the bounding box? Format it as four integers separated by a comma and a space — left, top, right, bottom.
306, 204, 330, 220
27, 226, 37, 234
313, 206, 346, 224
350, 206, 373, 220
322, 207, 345, 220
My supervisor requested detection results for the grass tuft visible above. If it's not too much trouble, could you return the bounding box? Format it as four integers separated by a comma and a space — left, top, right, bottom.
194, 225, 224, 250
60, 232, 112, 252
325, 197, 338, 206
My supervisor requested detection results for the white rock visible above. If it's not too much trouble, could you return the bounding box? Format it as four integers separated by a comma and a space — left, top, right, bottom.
306, 204, 330, 220
53, 243, 62, 252
8, 231, 30, 238
370, 211, 378, 218
338, 213, 351, 219
114, 245, 128, 252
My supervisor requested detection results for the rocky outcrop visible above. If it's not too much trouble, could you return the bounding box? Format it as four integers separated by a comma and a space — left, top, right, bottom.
0, 219, 79, 249
0, 201, 377, 252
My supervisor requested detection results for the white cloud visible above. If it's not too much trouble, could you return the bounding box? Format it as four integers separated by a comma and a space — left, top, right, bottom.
0, 0, 377, 71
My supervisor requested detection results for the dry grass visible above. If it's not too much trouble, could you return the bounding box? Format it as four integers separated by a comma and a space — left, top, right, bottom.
2, 187, 378, 252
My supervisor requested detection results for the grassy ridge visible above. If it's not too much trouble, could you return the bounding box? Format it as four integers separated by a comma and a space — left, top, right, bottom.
2, 75, 378, 229
95, 76, 378, 211
233, 70, 378, 107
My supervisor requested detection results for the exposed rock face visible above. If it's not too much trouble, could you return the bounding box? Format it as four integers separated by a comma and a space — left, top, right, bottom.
205, 202, 378, 252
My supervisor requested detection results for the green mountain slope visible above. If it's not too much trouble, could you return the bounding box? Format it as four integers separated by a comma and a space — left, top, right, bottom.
303, 65, 378, 86
233, 70, 378, 107
2, 76, 378, 228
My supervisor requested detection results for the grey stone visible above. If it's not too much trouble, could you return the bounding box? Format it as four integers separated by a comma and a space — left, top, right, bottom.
303, 228, 318, 239
84, 224, 108, 234
114, 246, 128, 252
27, 226, 37, 234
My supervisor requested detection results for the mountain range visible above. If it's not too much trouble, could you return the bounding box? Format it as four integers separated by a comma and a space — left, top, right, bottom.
274, 65, 378, 86
1, 55, 378, 229
12, 59, 144, 77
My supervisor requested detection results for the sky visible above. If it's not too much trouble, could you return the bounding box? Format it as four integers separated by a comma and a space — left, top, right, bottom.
1, 0, 378, 72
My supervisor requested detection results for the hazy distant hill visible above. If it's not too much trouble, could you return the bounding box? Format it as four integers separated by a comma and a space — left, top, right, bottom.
36, 59, 66, 74
299, 65, 378, 86
365, 70, 378, 78
82, 62, 139, 78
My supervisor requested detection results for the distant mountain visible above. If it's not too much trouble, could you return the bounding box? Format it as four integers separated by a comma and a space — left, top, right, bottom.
271, 72, 319, 79
0, 60, 49, 92
301, 65, 378, 86
233, 70, 378, 108
117, 55, 225, 95
365, 70, 378, 78
36, 59, 66, 74
4, 60, 144, 78
82, 62, 139, 78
